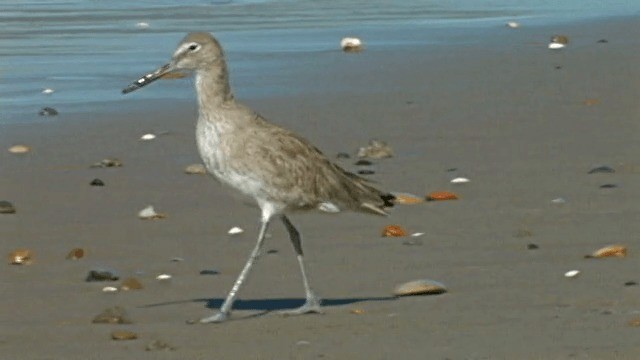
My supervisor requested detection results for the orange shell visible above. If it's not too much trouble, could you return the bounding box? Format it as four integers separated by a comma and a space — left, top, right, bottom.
66, 248, 85, 260
426, 191, 459, 201
382, 225, 407, 237
587, 244, 627, 258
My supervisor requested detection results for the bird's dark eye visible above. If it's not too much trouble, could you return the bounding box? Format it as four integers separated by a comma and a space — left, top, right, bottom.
188, 44, 199, 51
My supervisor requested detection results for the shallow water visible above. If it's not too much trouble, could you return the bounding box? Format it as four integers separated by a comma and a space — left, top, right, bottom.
0, 0, 637, 123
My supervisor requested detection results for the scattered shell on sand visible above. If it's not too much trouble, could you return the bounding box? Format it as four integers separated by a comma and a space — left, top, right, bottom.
382, 225, 407, 237
350, 308, 365, 315
120, 277, 144, 291
506, 21, 520, 28
156, 274, 172, 281
588, 165, 615, 174
548, 42, 565, 50
111, 330, 138, 341
90, 178, 105, 186
42, 88, 55, 94
66, 248, 85, 260
86, 269, 119, 282
357, 139, 393, 159
39, 107, 58, 116
340, 37, 363, 52
184, 163, 207, 175
146, 339, 177, 351
551, 197, 566, 204
228, 226, 244, 235
585, 244, 627, 259
393, 279, 447, 297
392, 192, 424, 205
140, 133, 156, 141
102, 286, 119, 293
91, 158, 122, 168
426, 191, 458, 201
564, 270, 580, 278
9, 249, 33, 265
450, 177, 470, 184
92, 306, 132, 324
8, 145, 31, 154
138, 206, 167, 220
135, 22, 150, 29
0, 201, 16, 214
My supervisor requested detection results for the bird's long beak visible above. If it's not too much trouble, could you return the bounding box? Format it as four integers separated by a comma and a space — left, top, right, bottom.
122, 63, 175, 94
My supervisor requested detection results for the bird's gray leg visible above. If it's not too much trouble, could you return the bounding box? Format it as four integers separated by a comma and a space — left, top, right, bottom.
278, 215, 322, 316
199, 217, 271, 323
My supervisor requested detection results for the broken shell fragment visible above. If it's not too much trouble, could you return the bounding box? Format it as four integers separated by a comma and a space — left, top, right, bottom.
66, 248, 85, 260
140, 133, 156, 141
9, 249, 33, 265
8, 145, 31, 154
42, 88, 55, 94
564, 270, 580, 278
340, 37, 363, 52
506, 21, 520, 28
393, 279, 447, 296
350, 308, 365, 315
92, 306, 132, 324
228, 226, 244, 235
184, 163, 207, 174
548, 42, 565, 50
120, 277, 143, 291
585, 244, 627, 259
382, 225, 407, 237
357, 139, 393, 159
111, 330, 138, 341
426, 191, 458, 201
156, 274, 172, 281
392, 192, 424, 205
450, 177, 470, 184
102, 286, 119, 293
138, 206, 167, 220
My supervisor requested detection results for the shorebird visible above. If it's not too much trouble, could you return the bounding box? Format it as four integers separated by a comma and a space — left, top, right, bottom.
122, 32, 394, 323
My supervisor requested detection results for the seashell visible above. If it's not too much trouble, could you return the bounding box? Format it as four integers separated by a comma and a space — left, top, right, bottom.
583, 98, 600, 106
156, 274, 172, 281
340, 37, 363, 52
135, 22, 150, 29
588, 165, 615, 174
90, 178, 105, 186
66, 248, 85, 260
628, 317, 640, 327
120, 277, 143, 291
140, 133, 156, 141
160, 72, 187, 79
138, 205, 166, 220
86, 269, 119, 282
9, 249, 33, 265
184, 163, 207, 175
564, 270, 580, 278
548, 42, 565, 50
411, 232, 425, 237
357, 139, 393, 159
42, 88, 55, 94
585, 244, 627, 259
551, 197, 566, 204
350, 308, 365, 315
111, 330, 138, 341
382, 225, 407, 237
8, 145, 31, 154
0, 200, 16, 214
551, 35, 569, 44
102, 286, 119, 293
393, 279, 447, 296
38, 107, 58, 116
506, 21, 520, 28
450, 177, 470, 184
426, 191, 458, 201
92, 306, 132, 324
392, 192, 424, 205
90, 158, 122, 168
228, 226, 244, 235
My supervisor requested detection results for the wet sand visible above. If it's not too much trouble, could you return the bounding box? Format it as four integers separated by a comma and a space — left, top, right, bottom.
2, 15, 640, 359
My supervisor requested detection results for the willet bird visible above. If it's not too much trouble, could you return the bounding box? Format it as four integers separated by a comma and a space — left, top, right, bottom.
122, 32, 394, 323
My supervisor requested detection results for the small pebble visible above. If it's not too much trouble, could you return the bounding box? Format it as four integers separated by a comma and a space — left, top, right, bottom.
266, 249, 279, 254
140, 133, 156, 141
199, 269, 220, 276
354, 159, 372, 166
170, 257, 184, 262
42, 88, 55, 94
91, 158, 122, 168
340, 37, 363, 52
9, 249, 33, 265
393, 279, 447, 296
138, 205, 167, 220
588, 165, 615, 174
111, 330, 138, 341
357, 169, 375, 175
357, 139, 393, 159
66, 248, 85, 260
8, 145, 31, 154
120, 277, 144, 291
599, 184, 617, 189
145, 339, 176, 351
228, 226, 244, 235
564, 270, 580, 278
450, 177, 470, 184
336, 152, 350, 159
90, 178, 105, 186
38, 107, 58, 116
92, 306, 132, 324
624, 281, 637, 287
597, 39, 608, 43
446, 168, 458, 172
184, 163, 207, 175
527, 243, 539, 250
86, 269, 119, 282
156, 274, 172, 281
0, 201, 17, 214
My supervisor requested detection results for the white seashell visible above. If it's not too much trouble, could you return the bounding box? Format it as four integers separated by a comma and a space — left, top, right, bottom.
564, 270, 580, 278
228, 226, 244, 235
138, 205, 166, 219
551, 197, 566, 204
8, 145, 31, 154
135, 22, 150, 29
450, 177, 470, 184
411, 232, 425, 237
102, 286, 119, 293
548, 42, 565, 50
42, 88, 55, 94
506, 21, 520, 28
340, 37, 363, 51
140, 133, 156, 141
156, 274, 172, 281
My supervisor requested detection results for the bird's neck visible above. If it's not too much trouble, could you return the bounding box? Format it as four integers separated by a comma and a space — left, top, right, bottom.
195, 64, 235, 111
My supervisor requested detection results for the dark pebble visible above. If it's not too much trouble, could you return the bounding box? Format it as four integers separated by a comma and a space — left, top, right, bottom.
355, 159, 372, 166
0, 200, 16, 214
588, 165, 615, 174
336, 152, 350, 159
357, 170, 375, 175
266, 249, 279, 254
38, 107, 58, 116
90, 178, 105, 186
624, 281, 637, 287
597, 39, 608, 43
527, 243, 539, 250
199, 269, 219, 276
446, 168, 457, 172
555, 65, 563, 70
86, 269, 120, 282
599, 184, 617, 189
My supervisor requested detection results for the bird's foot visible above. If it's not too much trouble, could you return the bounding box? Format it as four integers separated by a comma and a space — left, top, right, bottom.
278, 296, 323, 316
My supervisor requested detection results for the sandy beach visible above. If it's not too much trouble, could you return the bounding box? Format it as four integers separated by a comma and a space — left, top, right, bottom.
2, 15, 640, 359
